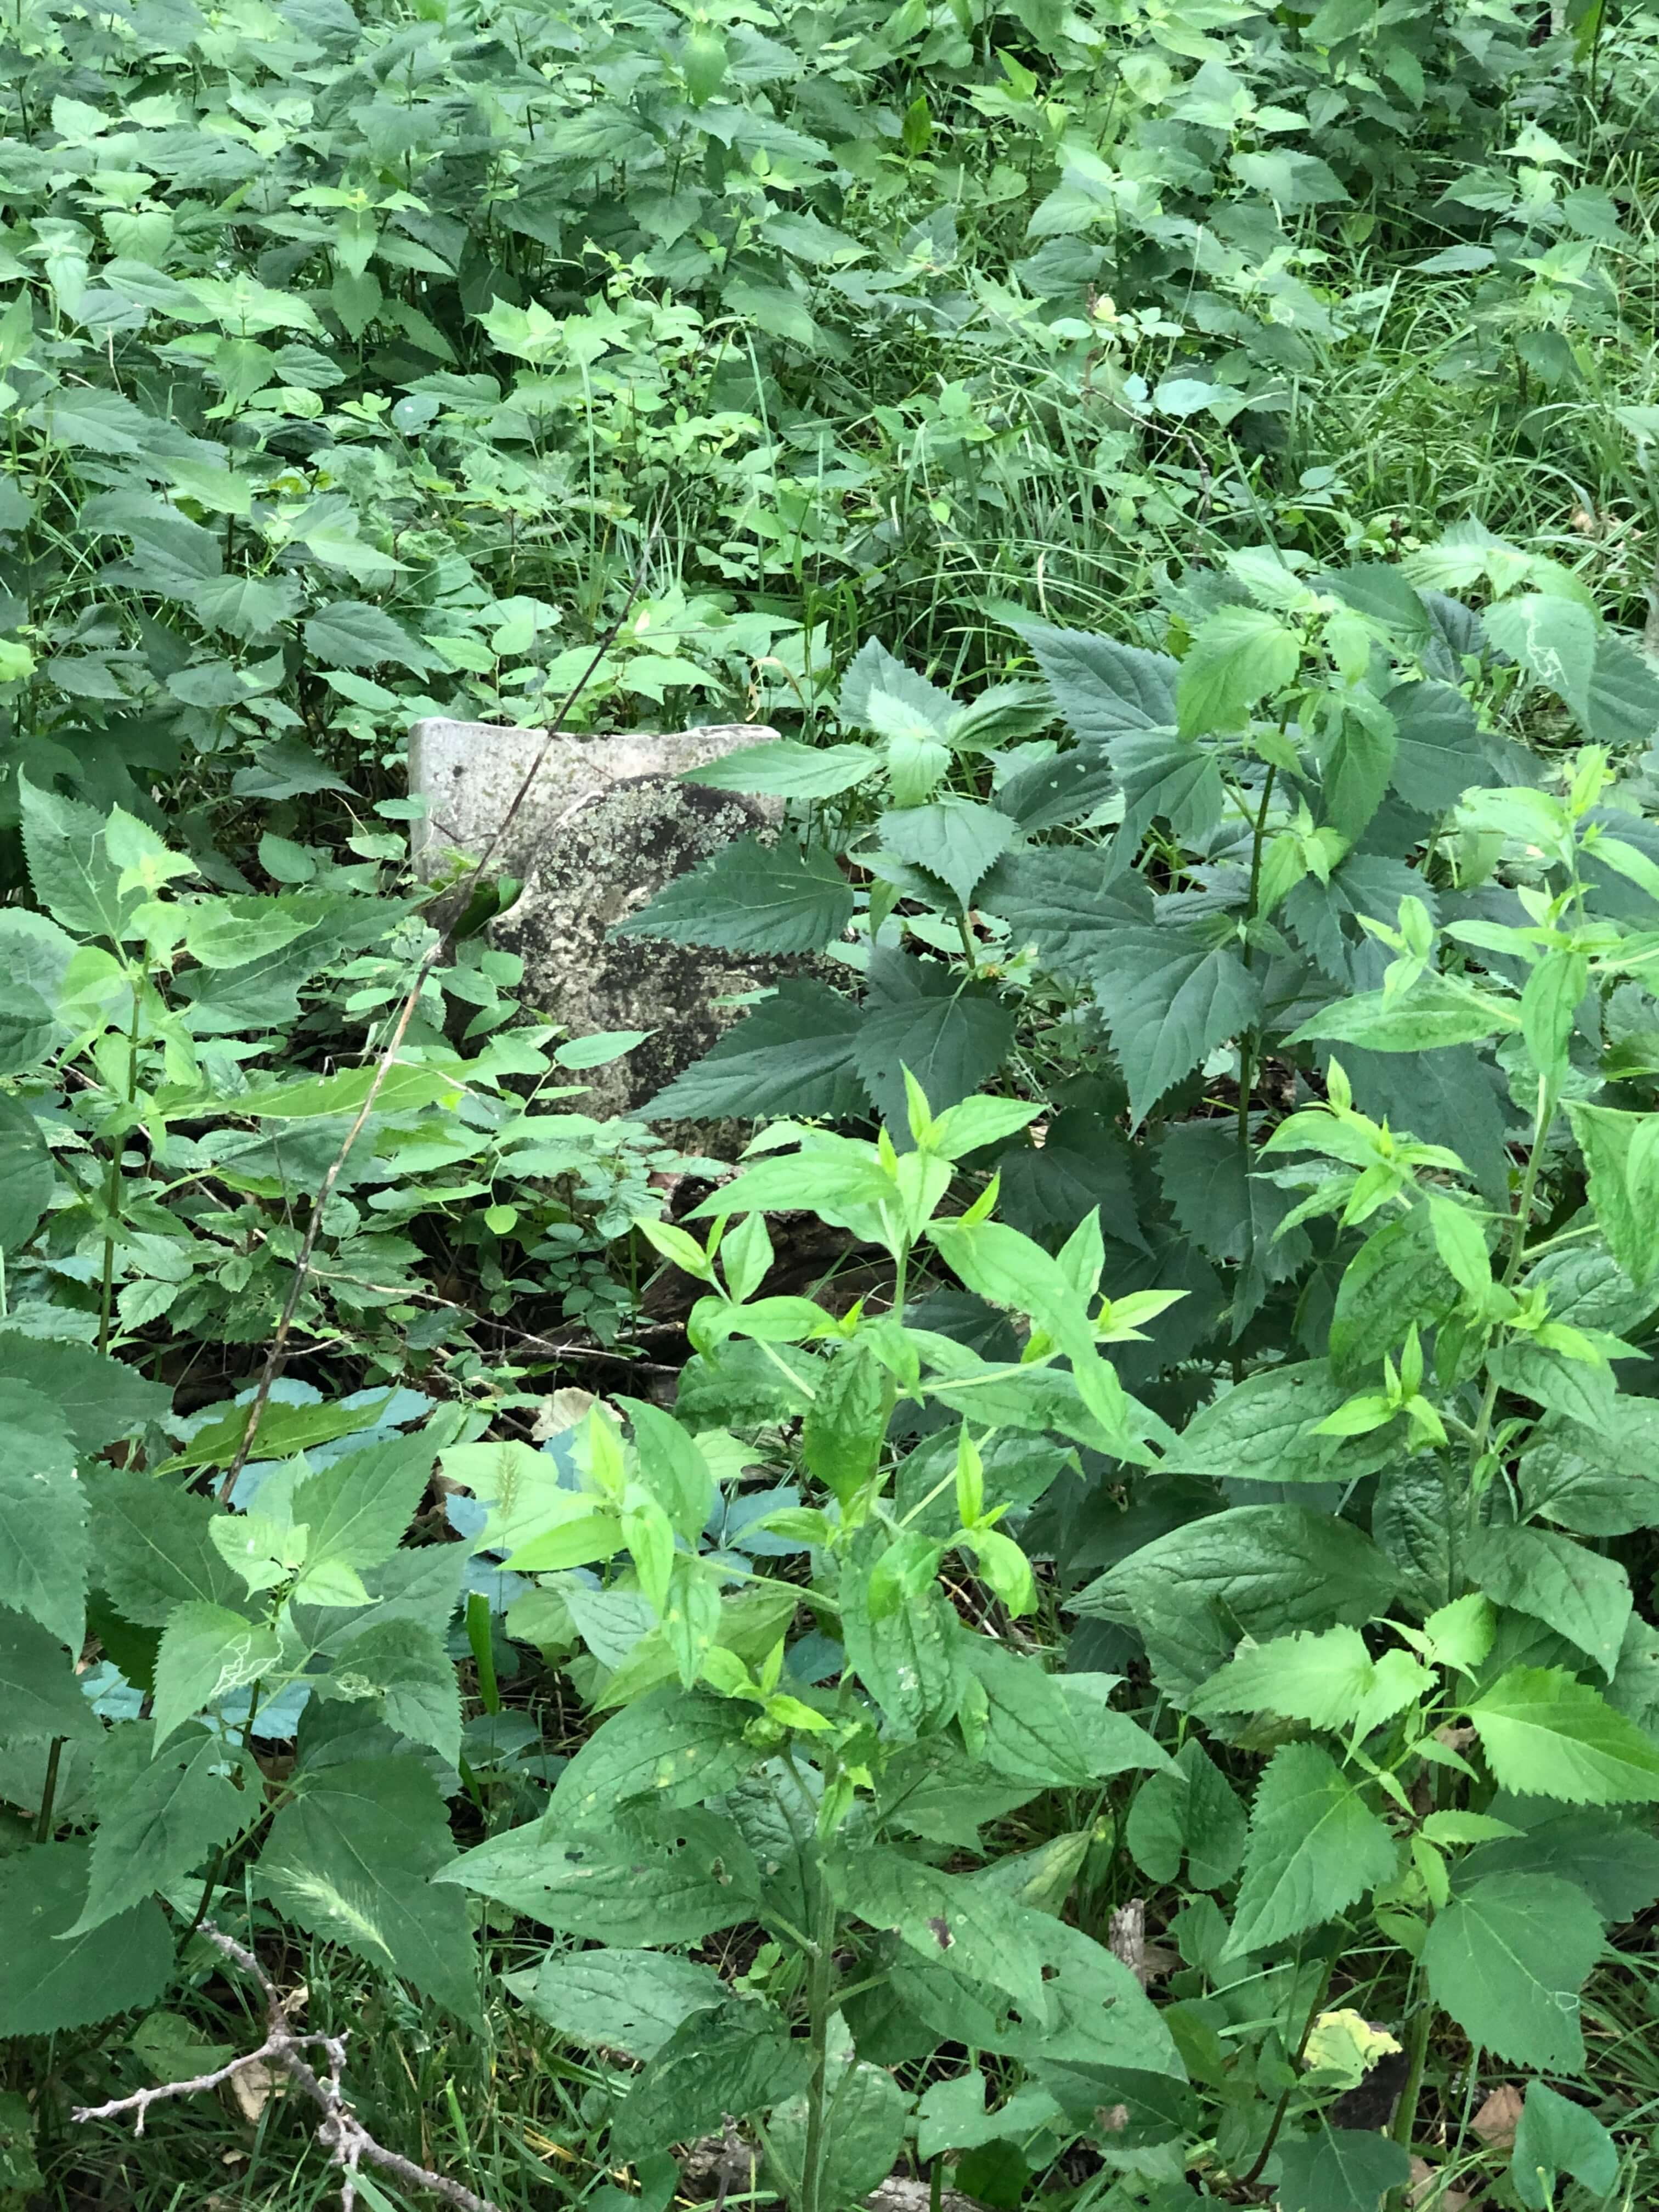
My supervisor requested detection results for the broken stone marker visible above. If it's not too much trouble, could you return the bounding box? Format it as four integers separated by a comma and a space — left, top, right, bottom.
408, 718, 781, 1121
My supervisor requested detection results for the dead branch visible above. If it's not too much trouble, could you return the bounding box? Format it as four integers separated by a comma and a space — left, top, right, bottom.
72, 1921, 502, 2212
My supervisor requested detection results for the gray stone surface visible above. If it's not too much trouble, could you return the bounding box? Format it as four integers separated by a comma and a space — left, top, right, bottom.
408, 718, 782, 1121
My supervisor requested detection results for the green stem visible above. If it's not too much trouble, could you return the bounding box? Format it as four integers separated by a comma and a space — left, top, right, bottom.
796, 1876, 839, 2212
96, 988, 143, 1356
35, 1736, 65, 1843
466, 1590, 501, 1714
1384, 1992, 1435, 2211
1470, 1087, 1557, 1470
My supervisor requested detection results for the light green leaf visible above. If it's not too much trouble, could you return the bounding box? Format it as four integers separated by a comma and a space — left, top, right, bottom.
1225, 1741, 1398, 1954
1423, 1872, 1602, 2072
1511, 2079, 1620, 2207
1176, 605, 1301, 737
1564, 1100, 1659, 1289
552, 1685, 759, 1822
1289, 970, 1520, 1051
683, 741, 879, 799
151, 1601, 281, 1746
1466, 1667, 1659, 1803
1274, 2128, 1410, 2212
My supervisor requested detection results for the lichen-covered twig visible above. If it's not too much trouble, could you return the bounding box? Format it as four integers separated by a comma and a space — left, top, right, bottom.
72, 1921, 502, 2212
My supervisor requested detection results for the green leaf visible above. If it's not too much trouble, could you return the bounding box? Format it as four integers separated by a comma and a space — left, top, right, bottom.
840, 1525, 962, 1741
1090, 926, 1262, 1128
439, 1807, 761, 1945
612, 1997, 811, 2162
963, 1641, 1092, 1785
1155, 1118, 1311, 1325
320, 1617, 462, 1764
615, 835, 854, 956
507, 1946, 725, 2060
302, 600, 431, 672
975, 848, 1153, 983
152, 1601, 281, 1745
236, 1062, 461, 1119
1225, 1742, 1398, 1955
1423, 1872, 1602, 2072
1231, 148, 1349, 206
0, 1387, 86, 1650
181, 898, 316, 972
0, 1605, 101, 1742
1466, 1667, 1659, 1803
1161, 1361, 1381, 1485
853, 960, 1015, 1125
1274, 2128, 1411, 2212
1176, 605, 1300, 737
258, 1757, 478, 2020
1193, 1624, 1431, 1734
1330, 1210, 1458, 1381
836, 1843, 1048, 2019
1460, 1813, 1659, 1923
770, 2051, 909, 2208
86, 1470, 252, 1627
0, 1097, 53, 1255
290, 1430, 437, 1573
1076, 1505, 1398, 1703
1521, 1411, 1659, 1536
1385, 681, 1486, 814
1586, 630, 1659, 748
18, 775, 131, 942
1485, 1341, 1615, 1430
71, 1723, 252, 1934
1564, 1101, 1659, 1288
1465, 1525, 1631, 1678
0, 1843, 172, 2035
1021, 622, 1177, 740
1319, 697, 1398, 843
553, 1685, 758, 1821
801, 1339, 893, 1505
1485, 594, 1600, 727
682, 741, 879, 799
1, 1337, 170, 1453
1125, 1738, 1245, 1891
1511, 2080, 1618, 2209
1289, 970, 1520, 1052
645, 979, 865, 1121
876, 799, 1016, 909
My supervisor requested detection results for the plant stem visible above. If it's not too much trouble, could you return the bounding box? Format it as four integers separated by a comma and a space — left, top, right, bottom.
1384, 1990, 1435, 2211
796, 1876, 839, 2212
97, 987, 143, 1355
35, 1736, 65, 1842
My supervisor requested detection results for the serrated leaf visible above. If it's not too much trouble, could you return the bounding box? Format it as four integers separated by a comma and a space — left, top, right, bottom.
1511, 2080, 1619, 2209
1466, 1667, 1659, 1803
1075, 1505, 1398, 1703
19, 775, 132, 943
0, 1843, 172, 2035
853, 958, 1015, 1125
1091, 926, 1261, 1128
0, 1387, 85, 1651
976, 847, 1152, 981
682, 741, 878, 799
321, 1616, 462, 1764
612, 1996, 811, 2162
258, 1757, 478, 2019
1193, 1624, 1430, 1734
1465, 1525, 1630, 1678
1161, 1361, 1380, 1485
616, 835, 854, 956
0, 1094, 55, 1252
0, 1604, 102, 1743
837, 1843, 1048, 2019
1176, 605, 1300, 737
1225, 1741, 1398, 1954
1564, 1100, 1659, 1289
645, 979, 865, 1121
876, 799, 1015, 909
71, 1723, 251, 1934
1460, 1812, 1659, 1923
151, 1601, 281, 1745
1423, 1872, 1602, 2072
1021, 622, 1177, 739
303, 600, 431, 672
290, 1430, 437, 1572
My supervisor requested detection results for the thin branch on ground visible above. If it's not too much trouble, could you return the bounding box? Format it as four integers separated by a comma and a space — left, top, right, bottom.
72, 1921, 502, 2212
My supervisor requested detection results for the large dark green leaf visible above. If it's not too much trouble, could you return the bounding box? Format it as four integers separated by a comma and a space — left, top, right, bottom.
1090, 926, 1261, 1128
853, 953, 1014, 1125
1423, 1872, 1602, 2072
615, 834, 854, 955
977, 848, 1152, 981
1020, 622, 1177, 740
0, 1843, 173, 2035
645, 979, 864, 1120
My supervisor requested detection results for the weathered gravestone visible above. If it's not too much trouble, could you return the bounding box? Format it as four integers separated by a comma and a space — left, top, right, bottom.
408, 718, 780, 1121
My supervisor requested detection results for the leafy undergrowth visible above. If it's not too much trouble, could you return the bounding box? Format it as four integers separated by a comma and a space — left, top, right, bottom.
10, 3, 1659, 2212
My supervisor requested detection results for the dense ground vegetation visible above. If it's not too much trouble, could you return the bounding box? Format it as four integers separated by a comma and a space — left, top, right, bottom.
9, 0, 1659, 2208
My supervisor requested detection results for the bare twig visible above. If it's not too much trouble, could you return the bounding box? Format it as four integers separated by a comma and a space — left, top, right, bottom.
221, 541, 659, 1499
74, 1922, 501, 2212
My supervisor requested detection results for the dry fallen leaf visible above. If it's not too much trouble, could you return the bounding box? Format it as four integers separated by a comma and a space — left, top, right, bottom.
1471, 2081, 1524, 2148
1406, 2154, 1471, 2208
226, 2059, 283, 2125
